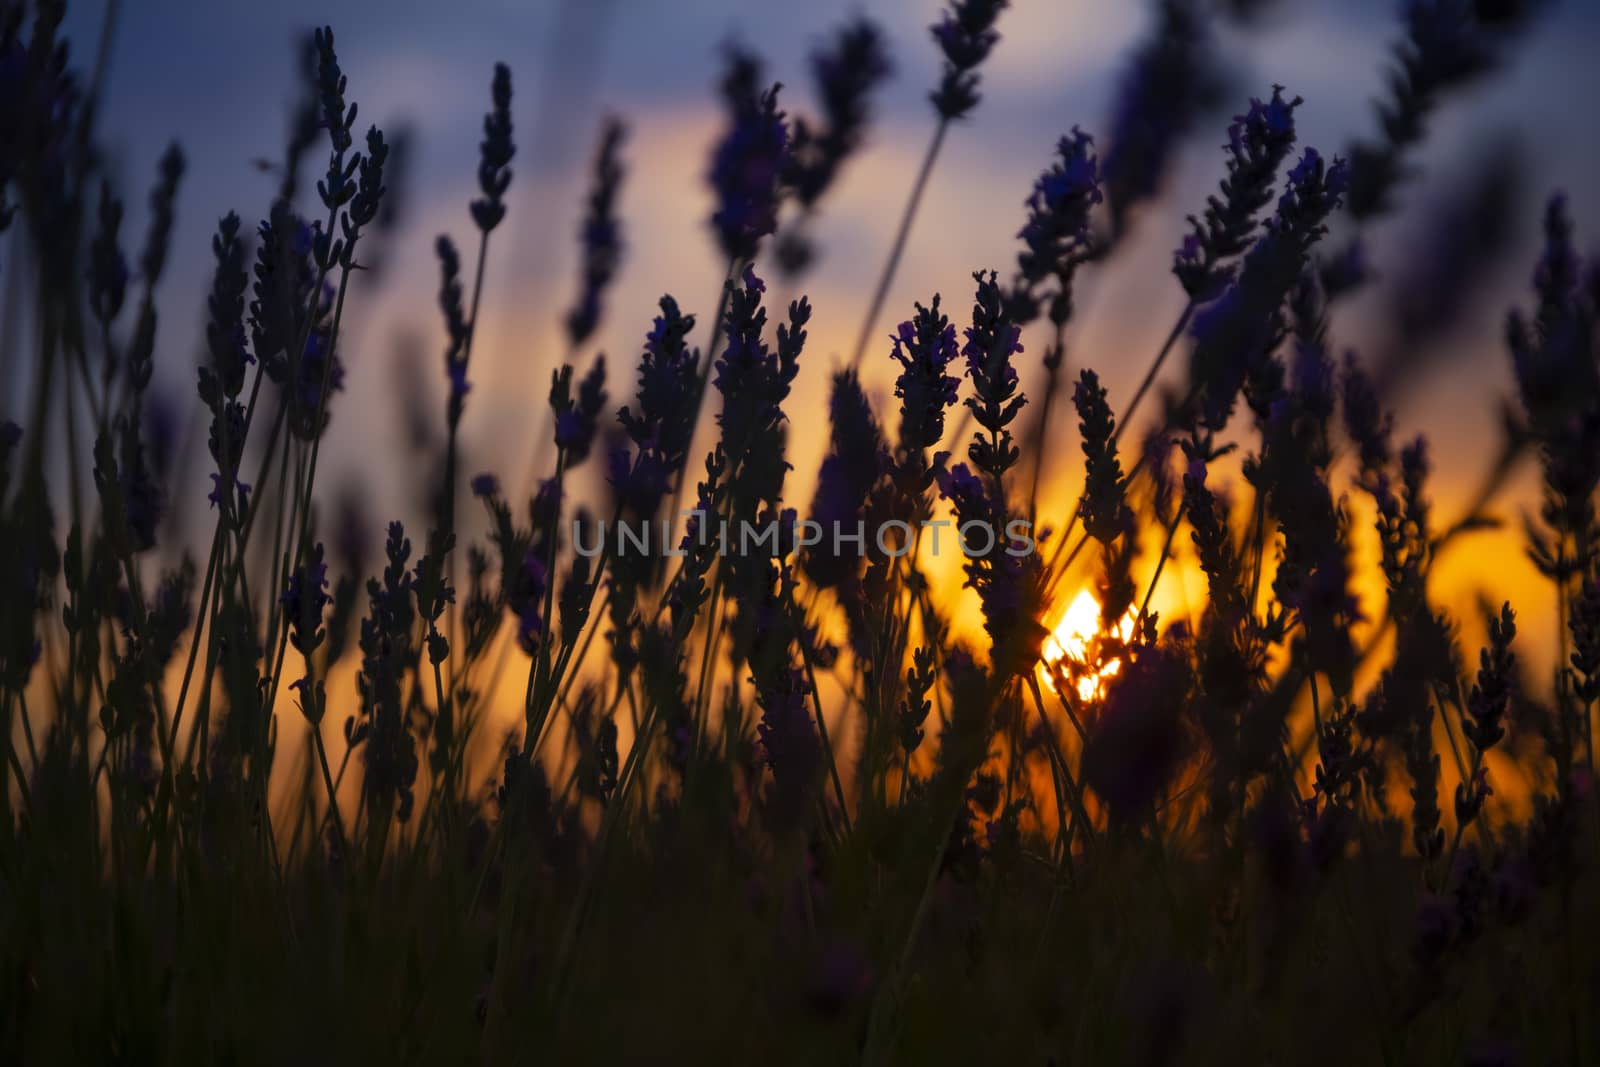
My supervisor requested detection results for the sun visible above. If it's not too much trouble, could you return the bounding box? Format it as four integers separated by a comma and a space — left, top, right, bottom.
1039, 589, 1135, 702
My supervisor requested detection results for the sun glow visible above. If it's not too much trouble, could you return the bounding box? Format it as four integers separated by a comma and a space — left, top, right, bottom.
1040, 590, 1136, 702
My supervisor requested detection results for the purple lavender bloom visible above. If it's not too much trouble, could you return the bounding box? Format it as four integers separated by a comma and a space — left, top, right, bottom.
713, 267, 808, 522
937, 460, 988, 520
446, 358, 470, 401
617, 298, 699, 505
471, 63, 514, 233
1074, 368, 1127, 545
804, 371, 886, 589
1465, 602, 1516, 750
411, 532, 457, 630
202, 392, 253, 523
202, 213, 253, 400
437, 235, 472, 422
961, 271, 1025, 482
1173, 86, 1302, 300
313, 26, 354, 157
565, 118, 626, 348
1011, 128, 1102, 325
337, 124, 389, 264
785, 18, 893, 211
281, 568, 329, 636
282, 542, 331, 659
708, 71, 789, 263
206, 470, 251, 516
929, 0, 1009, 120
962, 272, 1022, 384
1186, 148, 1349, 430
286, 328, 346, 441
1570, 577, 1600, 705
549, 356, 608, 466
470, 472, 499, 499
355, 522, 420, 820
251, 202, 319, 387
891, 296, 962, 467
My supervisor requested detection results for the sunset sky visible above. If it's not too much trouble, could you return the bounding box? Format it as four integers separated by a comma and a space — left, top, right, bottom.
49, 0, 1600, 675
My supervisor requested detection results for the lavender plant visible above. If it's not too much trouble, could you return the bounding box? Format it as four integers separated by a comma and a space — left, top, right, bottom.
1, 2, 1597, 1065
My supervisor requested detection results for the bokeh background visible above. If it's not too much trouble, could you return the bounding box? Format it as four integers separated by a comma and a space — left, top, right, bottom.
27, 0, 1600, 689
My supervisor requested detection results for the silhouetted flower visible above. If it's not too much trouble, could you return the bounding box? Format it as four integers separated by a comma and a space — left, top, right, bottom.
1467, 602, 1517, 750
1010, 127, 1102, 325
313, 26, 354, 156
91, 416, 162, 554
1570, 577, 1600, 705
929, 0, 1009, 120
202, 213, 252, 399
354, 522, 421, 820
804, 370, 886, 589
566, 117, 626, 348
283, 542, 331, 722
714, 267, 807, 523
1173, 86, 1301, 301
891, 295, 962, 474
962, 270, 1025, 482
1187, 146, 1348, 429
471, 63, 515, 233
616, 296, 700, 511
338, 124, 389, 263
550, 356, 608, 466
786, 18, 892, 209
709, 64, 789, 263
1074, 368, 1128, 545
1182, 451, 1242, 621
437, 234, 471, 421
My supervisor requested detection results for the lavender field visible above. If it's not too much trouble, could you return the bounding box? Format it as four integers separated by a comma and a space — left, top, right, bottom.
3, 0, 1599, 1062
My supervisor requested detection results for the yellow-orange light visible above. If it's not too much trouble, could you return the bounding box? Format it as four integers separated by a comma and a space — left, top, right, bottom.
1040, 589, 1135, 702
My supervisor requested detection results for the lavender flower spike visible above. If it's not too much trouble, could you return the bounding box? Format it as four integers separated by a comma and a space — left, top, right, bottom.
709, 73, 789, 263
566, 118, 627, 348
930, 0, 1009, 120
